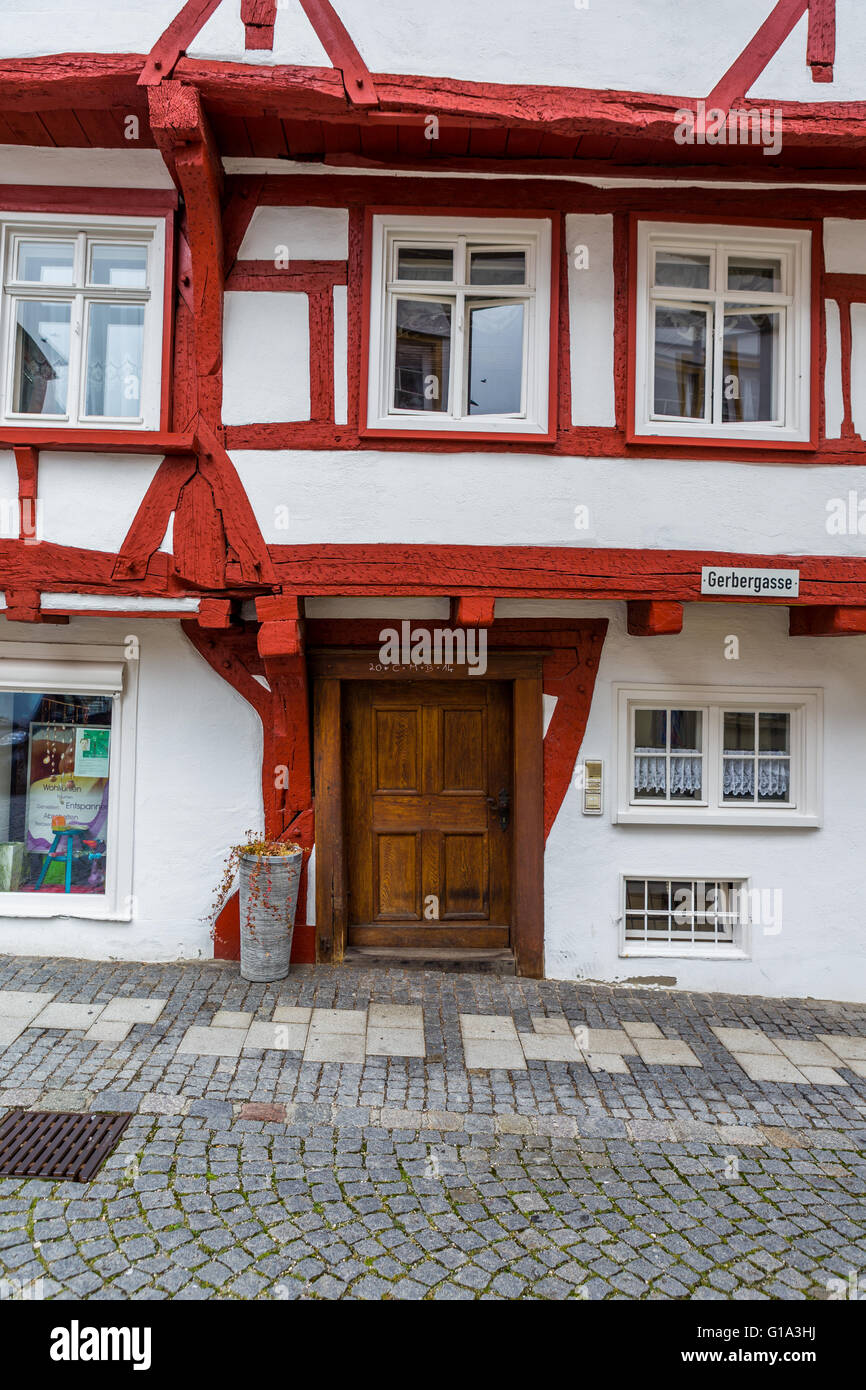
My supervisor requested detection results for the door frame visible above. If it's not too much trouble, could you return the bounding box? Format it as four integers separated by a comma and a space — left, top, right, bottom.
310, 649, 544, 977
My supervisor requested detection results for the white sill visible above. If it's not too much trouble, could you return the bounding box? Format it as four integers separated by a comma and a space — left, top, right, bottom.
2, 416, 148, 430
632, 420, 809, 445
0, 895, 130, 922
365, 414, 548, 436
614, 809, 819, 828
620, 944, 750, 960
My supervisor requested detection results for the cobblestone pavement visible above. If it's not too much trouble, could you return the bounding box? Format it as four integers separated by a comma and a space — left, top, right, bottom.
1, 956, 865, 1301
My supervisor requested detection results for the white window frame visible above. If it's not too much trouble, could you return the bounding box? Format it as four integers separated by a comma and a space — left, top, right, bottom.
366, 214, 552, 435
613, 684, 822, 827
619, 873, 751, 959
0, 641, 138, 920
0, 211, 165, 430
633, 221, 812, 443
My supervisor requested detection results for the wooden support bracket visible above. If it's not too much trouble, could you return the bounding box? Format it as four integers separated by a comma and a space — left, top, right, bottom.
13, 445, 38, 543
453, 596, 496, 627
627, 601, 684, 636
256, 594, 305, 658
789, 605, 866, 636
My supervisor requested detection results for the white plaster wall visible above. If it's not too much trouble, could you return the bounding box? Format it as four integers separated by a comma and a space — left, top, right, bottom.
850, 304, 866, 442
232, 449, 866, 557
37, 455, 163, 553
0, 450, 17, 539
542, 600, 866, 1004
238, 207, 349, 262
824, 220, 866, 276
566, 213, 615, 429
0, 616, 262, 960
5, 0, 866, 101
824, 299, 844, 441
222, 292, 310, 424
333, 285, 348, 426
0, 147, 173, 189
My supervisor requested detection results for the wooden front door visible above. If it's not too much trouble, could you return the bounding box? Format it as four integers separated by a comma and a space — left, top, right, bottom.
343, 681, 512, 947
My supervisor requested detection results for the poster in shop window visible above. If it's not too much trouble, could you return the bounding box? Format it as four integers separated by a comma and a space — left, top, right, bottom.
25, 723, 111, 850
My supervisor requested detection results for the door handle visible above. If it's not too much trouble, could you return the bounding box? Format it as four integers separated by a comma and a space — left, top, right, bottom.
485, 787, 510, 831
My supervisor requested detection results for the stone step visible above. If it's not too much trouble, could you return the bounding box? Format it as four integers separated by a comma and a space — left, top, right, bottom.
341, 947, 517, 976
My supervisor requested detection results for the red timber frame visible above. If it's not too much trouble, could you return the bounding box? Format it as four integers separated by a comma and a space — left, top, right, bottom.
214, 170, 866, 467
1, 0, 865, 972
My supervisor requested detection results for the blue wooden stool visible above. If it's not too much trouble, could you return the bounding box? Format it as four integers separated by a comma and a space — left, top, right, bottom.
35, 826, 90, 893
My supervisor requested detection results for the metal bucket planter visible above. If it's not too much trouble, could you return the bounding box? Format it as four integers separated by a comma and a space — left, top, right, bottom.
239, 848, 303, 983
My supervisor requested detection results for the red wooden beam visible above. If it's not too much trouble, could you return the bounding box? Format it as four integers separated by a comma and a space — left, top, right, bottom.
789, 605, 866, 635
255, 594, 305, 657
242, 0, 277, 51
626, 600, 684, 636
148, 82, 224, 425
298, 0, 378, 107
807, 0, 836, 82
269, 544, 866, 605
706, 0, 809, 110
0, 54, 146, 110
453, 596, 496, 627
12, 446, 38, 543
0, 429, 192, 455
226, 260, 348, 292
198, 598, 235, 627
139, 0, 224, 86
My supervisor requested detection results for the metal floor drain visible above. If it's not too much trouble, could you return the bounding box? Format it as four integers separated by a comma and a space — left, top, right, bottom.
0, 1109, 132, 1183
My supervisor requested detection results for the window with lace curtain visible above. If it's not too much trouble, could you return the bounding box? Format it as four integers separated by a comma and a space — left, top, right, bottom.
613, 685, 821, 827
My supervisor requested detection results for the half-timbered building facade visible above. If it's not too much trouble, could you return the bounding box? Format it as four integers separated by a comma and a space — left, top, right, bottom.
0, 0, 865, 1000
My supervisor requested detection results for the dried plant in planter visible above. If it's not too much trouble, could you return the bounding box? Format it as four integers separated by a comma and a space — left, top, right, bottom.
211, 832, 303, 983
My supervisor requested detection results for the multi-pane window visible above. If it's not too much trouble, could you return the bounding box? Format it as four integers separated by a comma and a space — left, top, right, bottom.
367, 216, 552, 434
722, 710, 791, 805
624, 877, 745, 951
633, 707, 703, 802
1, 219, 163, 428
614, 686, 821, 826
633, 223, 812, 443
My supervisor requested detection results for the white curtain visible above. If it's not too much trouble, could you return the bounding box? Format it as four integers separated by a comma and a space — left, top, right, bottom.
723, 755, 789, 798
634, 749, 702, 795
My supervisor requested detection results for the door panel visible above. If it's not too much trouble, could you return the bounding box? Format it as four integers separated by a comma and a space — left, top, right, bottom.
376, 833, 420, 919
344, 681, 512, 947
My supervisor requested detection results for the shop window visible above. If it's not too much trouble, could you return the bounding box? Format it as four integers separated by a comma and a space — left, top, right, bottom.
0, 644, 136, 919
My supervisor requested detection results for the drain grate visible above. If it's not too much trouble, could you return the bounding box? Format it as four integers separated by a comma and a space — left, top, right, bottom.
0, 1109, 132, 1183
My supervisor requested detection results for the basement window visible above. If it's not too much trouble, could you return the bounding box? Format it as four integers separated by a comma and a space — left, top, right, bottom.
0, 215, 165, 429
621, 876, 749, 957
630, 221, 813, 445
613, 684, 821, 827
365, 214, 554, 437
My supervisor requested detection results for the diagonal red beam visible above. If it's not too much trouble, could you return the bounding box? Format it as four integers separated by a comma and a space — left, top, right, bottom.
139, 0, 224, 86
298, 0, 378, 106
706, 0, 809, 110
